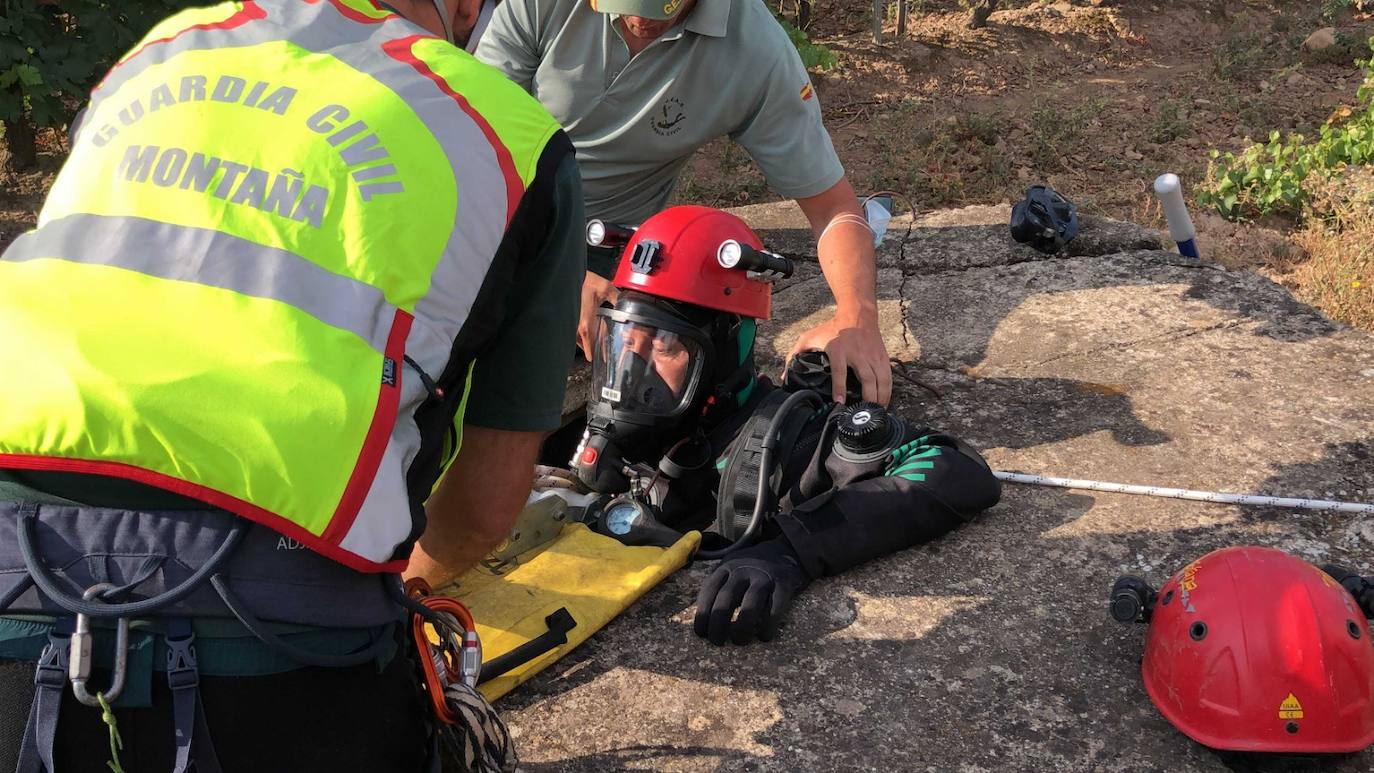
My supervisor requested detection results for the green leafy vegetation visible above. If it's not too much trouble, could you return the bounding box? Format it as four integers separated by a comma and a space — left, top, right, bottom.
1212, 26, 1266, 82
1200, 37, 1374, 220
775, 15, 838, 71
0, 0, 187, 170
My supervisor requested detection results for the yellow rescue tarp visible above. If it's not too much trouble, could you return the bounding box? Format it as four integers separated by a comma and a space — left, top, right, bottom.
436, 523, 699, 701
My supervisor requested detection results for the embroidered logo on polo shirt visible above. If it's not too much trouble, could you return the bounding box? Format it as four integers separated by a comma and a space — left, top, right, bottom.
651, 96, 687, 136
800, 82, 814, 101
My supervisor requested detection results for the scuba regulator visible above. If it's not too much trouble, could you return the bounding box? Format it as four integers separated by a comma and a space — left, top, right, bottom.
833, 401, 910, 464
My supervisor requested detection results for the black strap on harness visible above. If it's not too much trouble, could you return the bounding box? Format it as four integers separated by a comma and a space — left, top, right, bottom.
6, 502, 395, 772
167, 617, 221, 773
15, 618, 72, 773
714, 389, 822, 541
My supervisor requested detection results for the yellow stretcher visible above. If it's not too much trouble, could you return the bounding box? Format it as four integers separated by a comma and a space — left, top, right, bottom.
436, 522, 699, 701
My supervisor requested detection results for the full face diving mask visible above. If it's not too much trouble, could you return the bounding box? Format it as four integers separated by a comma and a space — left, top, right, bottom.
573, 292, 728, 493
572, 205, 786, 493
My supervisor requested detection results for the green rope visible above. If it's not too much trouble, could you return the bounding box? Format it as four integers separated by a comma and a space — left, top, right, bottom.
95, 692, 127, 773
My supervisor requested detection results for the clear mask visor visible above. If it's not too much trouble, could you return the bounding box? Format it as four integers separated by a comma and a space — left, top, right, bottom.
592, 317, 703, 419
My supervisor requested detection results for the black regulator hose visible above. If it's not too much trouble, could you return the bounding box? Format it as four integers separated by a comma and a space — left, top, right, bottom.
695, 388, 826, 561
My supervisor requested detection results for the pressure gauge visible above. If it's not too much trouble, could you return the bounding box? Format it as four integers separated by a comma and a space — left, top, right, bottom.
602, 496, 648, 536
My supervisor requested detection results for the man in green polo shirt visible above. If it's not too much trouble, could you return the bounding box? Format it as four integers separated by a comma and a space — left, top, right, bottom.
476, 0, 893, 405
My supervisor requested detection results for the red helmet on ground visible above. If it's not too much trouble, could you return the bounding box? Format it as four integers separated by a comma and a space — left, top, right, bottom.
1129, 546, 1374, 753
609, 205, 778, 321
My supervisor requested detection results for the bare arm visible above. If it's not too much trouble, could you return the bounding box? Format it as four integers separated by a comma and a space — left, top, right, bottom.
792, 176, 892, 405
404, 425, 543, 587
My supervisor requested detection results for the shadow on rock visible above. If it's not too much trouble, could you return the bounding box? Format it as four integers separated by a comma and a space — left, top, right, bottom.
1251, 438, 1374, 567
494, 490, 1120, 771
895, 374, 1172, 451
498, 435, 1374, 771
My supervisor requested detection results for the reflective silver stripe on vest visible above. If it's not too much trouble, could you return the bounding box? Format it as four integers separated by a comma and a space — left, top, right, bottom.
89, 0, 513, 374
283, 0, 511, 370
284, 0, 517, 564
2, 214, 397, 354
90, 1, 386, 103
54, 0, 538, 566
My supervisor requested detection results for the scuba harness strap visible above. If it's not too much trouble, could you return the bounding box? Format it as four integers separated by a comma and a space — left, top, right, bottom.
715, 389, 827, 543
167, 617, 221, 773
14, 618, 72, 773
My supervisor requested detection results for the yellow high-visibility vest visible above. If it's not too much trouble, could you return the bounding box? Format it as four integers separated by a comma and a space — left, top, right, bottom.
0, 0, 565, 572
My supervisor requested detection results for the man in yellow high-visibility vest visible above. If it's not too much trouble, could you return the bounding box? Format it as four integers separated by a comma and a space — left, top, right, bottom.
0, 1, 581, 770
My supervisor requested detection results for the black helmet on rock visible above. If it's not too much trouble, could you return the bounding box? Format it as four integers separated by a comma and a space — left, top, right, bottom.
1010, 184, 1079, 255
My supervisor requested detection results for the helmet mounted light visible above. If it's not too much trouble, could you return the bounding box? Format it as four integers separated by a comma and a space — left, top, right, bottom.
716, 239, 794, 282
574, 206, 777, 493
586, 219, 635, 249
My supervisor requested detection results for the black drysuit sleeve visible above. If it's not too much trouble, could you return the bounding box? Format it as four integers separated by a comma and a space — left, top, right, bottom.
773, 433, 1001, 579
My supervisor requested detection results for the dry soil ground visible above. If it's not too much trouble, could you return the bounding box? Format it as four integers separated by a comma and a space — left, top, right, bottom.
672, 0, 1374, 311
5, 0, 1373, 302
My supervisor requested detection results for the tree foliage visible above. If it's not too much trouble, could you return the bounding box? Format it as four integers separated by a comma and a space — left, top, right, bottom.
1, 0, 188, 170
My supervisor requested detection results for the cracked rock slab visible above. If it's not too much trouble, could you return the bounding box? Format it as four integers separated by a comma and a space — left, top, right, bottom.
528, 205, 1374, 773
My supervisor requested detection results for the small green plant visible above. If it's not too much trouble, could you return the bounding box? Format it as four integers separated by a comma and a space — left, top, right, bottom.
1200, 36, 1374, 220
1027, 98, 1105, 169
774, 15, 838, 71
1148, 99, 1191, 144
1213, 27, 1265, 81
954, 110, 1007, 146
1321, 0, 1372, 21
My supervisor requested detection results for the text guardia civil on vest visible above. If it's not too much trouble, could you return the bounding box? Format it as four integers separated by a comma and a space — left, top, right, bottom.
92, 73, 409, 228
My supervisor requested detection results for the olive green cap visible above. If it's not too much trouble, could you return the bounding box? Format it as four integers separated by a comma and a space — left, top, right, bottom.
588, 0, 686, 21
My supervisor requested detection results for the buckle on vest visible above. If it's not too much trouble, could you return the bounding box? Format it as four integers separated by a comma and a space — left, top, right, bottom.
33, 622, 73, 691
166, 631, 201, 692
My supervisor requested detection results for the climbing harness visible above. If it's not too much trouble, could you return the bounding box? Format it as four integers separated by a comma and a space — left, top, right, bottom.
406, 578, 482, 723
1, 502, 518, 773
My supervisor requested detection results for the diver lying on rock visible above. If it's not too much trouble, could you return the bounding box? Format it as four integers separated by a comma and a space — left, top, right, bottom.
567, 206, 1002, 646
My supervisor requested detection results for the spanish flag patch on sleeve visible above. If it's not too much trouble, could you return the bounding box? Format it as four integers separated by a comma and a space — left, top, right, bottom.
800, 82, 814, 101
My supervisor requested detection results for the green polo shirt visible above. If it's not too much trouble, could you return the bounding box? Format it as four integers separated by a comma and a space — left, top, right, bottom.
476, 0, 844, 241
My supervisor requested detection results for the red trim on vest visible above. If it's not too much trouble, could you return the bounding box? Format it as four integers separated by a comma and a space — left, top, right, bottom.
0, 454, 407, 574
321, 0, 392, 24
322, 308, 413, 546
381, 36, 526, 225
100, 1, 268, 89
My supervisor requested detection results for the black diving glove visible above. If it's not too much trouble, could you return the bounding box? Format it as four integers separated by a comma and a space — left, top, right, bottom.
693, 537, 811, 646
